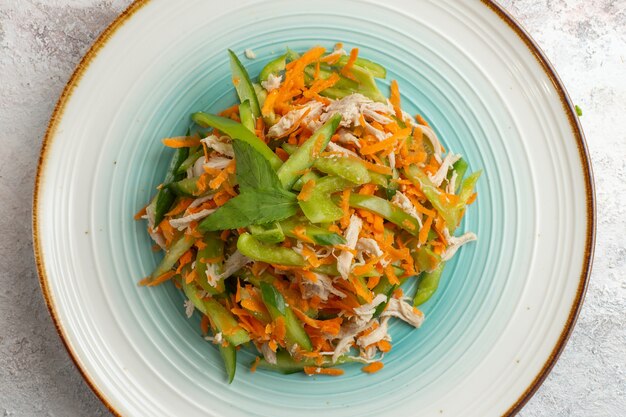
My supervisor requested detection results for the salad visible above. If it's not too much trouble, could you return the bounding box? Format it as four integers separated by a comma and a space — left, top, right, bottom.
136, 44, 480, 382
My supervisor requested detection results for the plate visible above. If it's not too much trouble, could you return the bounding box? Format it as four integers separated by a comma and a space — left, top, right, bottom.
33, 0, 595, 416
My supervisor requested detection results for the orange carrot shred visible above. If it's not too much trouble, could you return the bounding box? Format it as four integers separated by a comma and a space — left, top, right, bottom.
297, 179, 316, 202
162, 136, 201, 148
340, 48, 359, 81
389, 80, 402, 120
419, 215, 434, 245
250, 356, 261, 373
304, 366, 345, 376
340, 188, 351, 229
362, 361, 384, 374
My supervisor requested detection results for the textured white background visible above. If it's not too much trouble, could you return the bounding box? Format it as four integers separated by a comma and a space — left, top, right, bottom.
0, 0, 624, 416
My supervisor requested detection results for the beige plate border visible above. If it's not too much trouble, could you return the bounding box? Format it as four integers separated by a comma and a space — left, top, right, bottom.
32, 1, 596, 416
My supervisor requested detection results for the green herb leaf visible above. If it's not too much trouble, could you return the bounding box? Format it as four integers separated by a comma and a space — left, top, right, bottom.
233, 140, 282, 192
312, 233, 346, 246
198, 189, 297, 231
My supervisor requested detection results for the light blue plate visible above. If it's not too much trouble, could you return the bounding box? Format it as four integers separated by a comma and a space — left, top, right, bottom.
34, 1, 594, 416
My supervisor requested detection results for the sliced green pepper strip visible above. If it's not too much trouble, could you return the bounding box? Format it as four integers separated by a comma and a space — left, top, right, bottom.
369, 171, 390, 188
195, 232, 225, 295
175, 148, 203, 176
218, 343, 237, 384
182, 280, 250, 346
345, 194, 421, 236
414, 245, 442, 273
228, 49, 261, 118
167, 177, 211, 197
336, 56, 387, 78
279, 218, 346, 246
299, 176, 354, 224
237, 233, 304, 266
260, 54, 286, 82
152, 147, 189, 225
239, 100, 255, 132
277, 113, 342, 189
450, 158, 468, 193
253, 83, 267, 108
249, 222, 285, 244
192, 112, 282, 170
314, 157, 371, 185
256, 350, 355, 374
304, 65, 360, 90
405, 166, 481, 232
260, 282, 312, 351
293, 170, 321, 191
149, 233, 195, 281
319, 65, 385, 102
413, 262, 445, 306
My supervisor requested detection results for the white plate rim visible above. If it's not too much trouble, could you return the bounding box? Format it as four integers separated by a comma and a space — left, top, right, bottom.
31, 1, 596, 416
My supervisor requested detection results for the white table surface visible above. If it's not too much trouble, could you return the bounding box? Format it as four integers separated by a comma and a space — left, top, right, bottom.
1, 0, 624, 415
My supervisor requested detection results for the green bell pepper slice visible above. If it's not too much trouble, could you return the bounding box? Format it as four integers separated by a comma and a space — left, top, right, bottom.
279, 218, 346, 246
219, 343, 237, 384
256, 350, 355, 374
249, 222, 285, 244
228, 49, 261, 118
148, 233, 195, 282
260, 282, 312, 351
237, 233, 305, 266
192, 112, 282, 170
277, 113, 342, 189
195, 232, 226, 295
314, 156, 371, 185
413, 262, 445, 306
260, 54, 286, 82
181, 279, 250, 346
151, 147, 189, 225
238, 99, 255, 132
346, 194, 421, 235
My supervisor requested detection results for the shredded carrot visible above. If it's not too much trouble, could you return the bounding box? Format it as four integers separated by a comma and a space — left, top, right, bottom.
340, 188, 351, 229
166, 198, 194, 217
293, 225, 315, 244
304, 366, 345, 376
133, 205, 147, 220
219, 104, 239, 117
262, 89, 279, 116
200, 315, 210, 335
415, 114, 429, 126
162, 136, 201, 148
304, 73, 340, 98
358, 184, 378, 195
377, 340, 392, 353
362, 361, 384, 374
340, 48, 359, 81
213, 190, 231, 207
367, 275, 381, 290
360, 128, 411, 155
350, 276, 374, 302
143, 270, 176, 287
389, 80, 402, 120
383, 263, 400, 285
275, 147, 290, 161
354, 158, 392, 175
297, 179, 316, 201
419, 215, 434, 245
250, 356, 261, 373
467, 192, 478, 205
273, 316, 287, 341
185, 268, 197, 284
